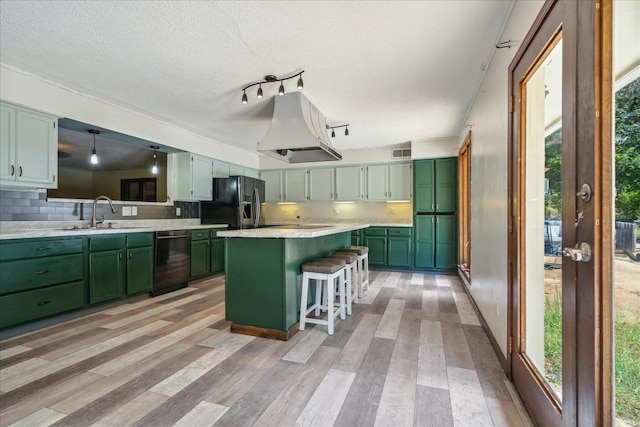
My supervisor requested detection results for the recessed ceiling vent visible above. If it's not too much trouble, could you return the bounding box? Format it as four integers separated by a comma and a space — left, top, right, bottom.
392, 148, 412, 158
257, 92, 342, 163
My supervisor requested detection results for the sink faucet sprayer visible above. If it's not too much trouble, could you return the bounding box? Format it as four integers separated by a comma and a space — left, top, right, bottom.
91, 196, 117, 228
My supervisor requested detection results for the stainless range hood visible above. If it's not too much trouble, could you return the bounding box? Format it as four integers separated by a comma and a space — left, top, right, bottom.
257, 92, 342, 163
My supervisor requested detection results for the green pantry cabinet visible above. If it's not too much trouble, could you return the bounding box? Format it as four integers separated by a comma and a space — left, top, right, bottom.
364, 227, 413, 268
413, 158, 458, 271
190, 228, 226, 279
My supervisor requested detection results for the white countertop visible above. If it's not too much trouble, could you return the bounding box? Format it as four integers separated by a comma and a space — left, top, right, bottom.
0, 219, 227, 240
218, 223, 369, 239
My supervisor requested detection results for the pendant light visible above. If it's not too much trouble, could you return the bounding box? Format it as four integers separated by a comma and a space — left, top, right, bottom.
241, 90, 248, 104
326, 124, 350, 138
344, 126, 349, 136
88, 129, 100, 165
241, 71, 304, 103
150, 146, 159, 175
278, 81, 285, 96
297, 75, 304, 90
257, 84, 263, 99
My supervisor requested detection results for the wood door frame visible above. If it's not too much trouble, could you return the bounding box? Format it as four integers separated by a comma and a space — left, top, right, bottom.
507, 0, 613, 426
458, 131, 471, 281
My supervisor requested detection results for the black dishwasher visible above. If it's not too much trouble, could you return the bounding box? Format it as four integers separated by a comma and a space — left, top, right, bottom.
153, 230, 190, 296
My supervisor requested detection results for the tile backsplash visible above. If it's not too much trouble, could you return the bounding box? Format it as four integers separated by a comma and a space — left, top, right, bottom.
263, 201, 413, 224
0, 188, 199, 222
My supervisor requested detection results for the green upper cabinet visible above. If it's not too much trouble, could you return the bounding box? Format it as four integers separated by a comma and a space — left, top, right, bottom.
212, 160, 230, 178
261, 170, 283, 202
389, 162, 412, 201
366, 164, 389, 201
1, 101, 58, 188
435, 215, 457, 269
335, 165, 365, 201
172, 152, 213, 201
414, 158, 457, 213
414, 159, 435, 212
435, 158, 457, 213
283, 169, 308, 202
309, 168, 335, 201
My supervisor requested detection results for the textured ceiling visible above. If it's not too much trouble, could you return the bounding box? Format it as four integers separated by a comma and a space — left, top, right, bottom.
0, 1, 514, 154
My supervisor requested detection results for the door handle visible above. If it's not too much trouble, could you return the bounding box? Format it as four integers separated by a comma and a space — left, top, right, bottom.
563, 242, 592, 262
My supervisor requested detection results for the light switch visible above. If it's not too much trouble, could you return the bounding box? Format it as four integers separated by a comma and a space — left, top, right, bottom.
131, 206, 138, 216
122, 206, 132, 217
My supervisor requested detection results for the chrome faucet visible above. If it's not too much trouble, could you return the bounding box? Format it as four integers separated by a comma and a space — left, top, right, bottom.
91, 195, 117, 228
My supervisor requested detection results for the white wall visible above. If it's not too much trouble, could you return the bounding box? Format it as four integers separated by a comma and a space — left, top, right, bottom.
0, 65, 259, 169
411, 137, 458, 159
460, 0, 544, 357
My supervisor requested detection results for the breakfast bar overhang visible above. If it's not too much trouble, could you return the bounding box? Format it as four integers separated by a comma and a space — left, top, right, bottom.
218, 224, 368, 340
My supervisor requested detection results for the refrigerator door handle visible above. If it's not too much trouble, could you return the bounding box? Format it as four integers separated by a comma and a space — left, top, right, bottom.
253, 187, 260, 228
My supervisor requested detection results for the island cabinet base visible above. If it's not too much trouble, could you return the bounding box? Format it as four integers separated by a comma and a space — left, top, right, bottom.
230, 322, 299, 341
224, 232, 350, 339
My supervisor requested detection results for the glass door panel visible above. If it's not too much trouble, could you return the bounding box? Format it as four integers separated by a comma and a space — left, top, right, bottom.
522, 36, 564, 403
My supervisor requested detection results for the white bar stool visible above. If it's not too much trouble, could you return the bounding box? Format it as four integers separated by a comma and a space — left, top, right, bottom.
299, 258, 346, 335
340, 246, 369, 298
324, 251, 359, 314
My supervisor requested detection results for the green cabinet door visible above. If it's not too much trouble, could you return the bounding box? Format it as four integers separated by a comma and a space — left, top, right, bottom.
414, 159, 435, 212
436, 215, 457, 270
387, 237, 412, 267
366, 236, 387, 266
89, 250, 125, 304
435, 158, 457, 213
414, 215, 435, 268
126, 246, 154, 294
210, 238, 225, 274
191, 239, 210, 278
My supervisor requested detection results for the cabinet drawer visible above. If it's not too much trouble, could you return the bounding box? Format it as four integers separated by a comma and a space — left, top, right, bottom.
365, 227, 387, 236
0, 253, 84, 295
0, 238, 83, 261
126, 232, 154, 248
387, 227, 412, 237
191, 230, 209, 241
0, 280, 84, 329
89, 235, 125, 252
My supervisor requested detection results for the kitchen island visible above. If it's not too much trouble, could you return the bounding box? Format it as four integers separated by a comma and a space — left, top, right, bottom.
218, 224, 368, 340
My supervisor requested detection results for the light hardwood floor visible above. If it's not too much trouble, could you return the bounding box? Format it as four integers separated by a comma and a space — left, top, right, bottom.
0, 271, 532, 427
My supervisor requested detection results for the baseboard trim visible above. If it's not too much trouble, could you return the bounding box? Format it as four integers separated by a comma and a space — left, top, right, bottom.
457, 270, 509, 373
230, 322, 299, 341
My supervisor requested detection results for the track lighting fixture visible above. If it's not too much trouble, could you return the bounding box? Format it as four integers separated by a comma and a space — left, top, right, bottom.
150, 146, 159, 175
88, 129, 100, 165
241, 71, 304, 104
326, 124, 350, 138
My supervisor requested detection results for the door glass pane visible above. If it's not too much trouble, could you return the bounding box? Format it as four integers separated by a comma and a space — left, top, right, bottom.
523, 37, 563, 402
613, 1, 640, 424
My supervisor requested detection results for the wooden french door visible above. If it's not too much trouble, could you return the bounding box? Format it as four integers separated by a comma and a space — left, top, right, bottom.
509, 1, 612, 426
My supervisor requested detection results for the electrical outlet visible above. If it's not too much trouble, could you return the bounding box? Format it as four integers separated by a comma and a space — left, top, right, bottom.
131, 206, 138, 216
334, 208, 340, 214
122, 206, 132, 217
176, 207, 181, 217
389, 208, 396, 214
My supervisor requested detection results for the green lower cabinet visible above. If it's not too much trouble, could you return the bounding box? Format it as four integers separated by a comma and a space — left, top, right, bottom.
210, 238, 225, 274
414, 215, 435, 268
387, 237, 412, 267
191, 239, 210, 278
435, 215, 457, 269
89, 249, 125, 304
366, 236, 387, 266
126, 246, 154, 294
0, 280, 85, 328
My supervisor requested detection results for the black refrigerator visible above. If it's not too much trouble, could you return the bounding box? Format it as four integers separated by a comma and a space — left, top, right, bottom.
200, 176, 265, 229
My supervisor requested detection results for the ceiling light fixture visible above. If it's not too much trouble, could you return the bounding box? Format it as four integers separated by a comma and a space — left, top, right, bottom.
326, 123, 350, 138
241, 71, 304, 104
150, 145, 160, 175
88, 129, 100, 165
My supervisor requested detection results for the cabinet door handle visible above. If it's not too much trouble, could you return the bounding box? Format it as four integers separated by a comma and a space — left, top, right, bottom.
10, 165, 14, 176
35, 270, 49, 275
19, 166, 23, 177
37, 300, 51, 306
432, 204, 434, 210
128, 252, 132, 259
118, 253, 122, 261
36, 247, 50, 251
